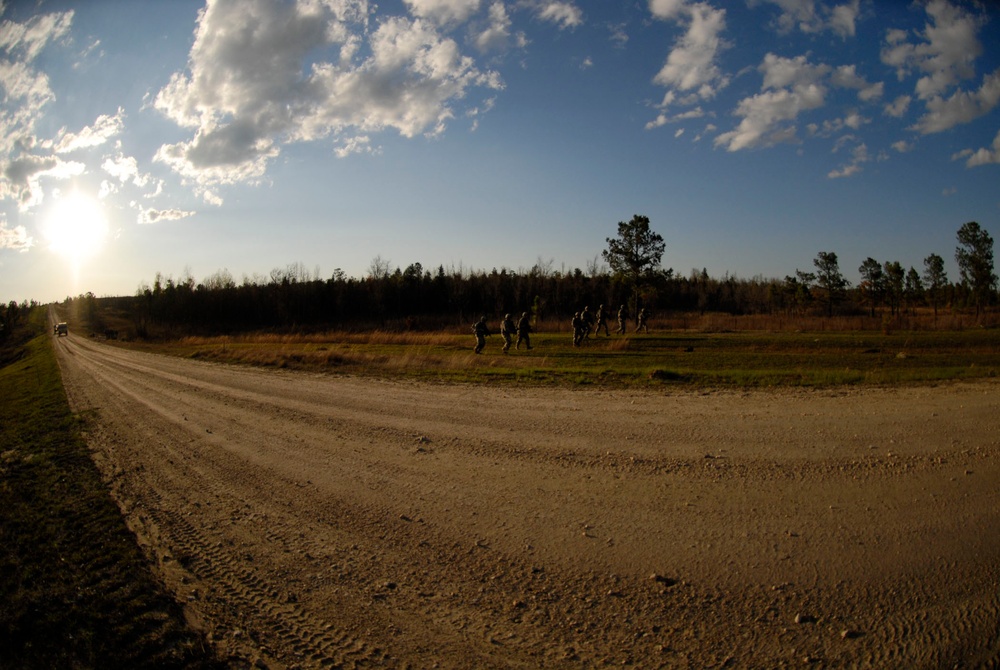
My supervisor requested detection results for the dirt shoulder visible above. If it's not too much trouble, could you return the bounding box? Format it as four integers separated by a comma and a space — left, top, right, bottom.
53, 332, 1000, 668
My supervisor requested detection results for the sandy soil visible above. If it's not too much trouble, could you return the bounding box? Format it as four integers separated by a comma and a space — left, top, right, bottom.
52, 332, 1000, 669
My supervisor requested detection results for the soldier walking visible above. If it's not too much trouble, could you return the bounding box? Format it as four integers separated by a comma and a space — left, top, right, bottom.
500, 313, 515, 353
571, 312, 585, 347
616, 304, 629, 334
516, 312, 533, 350
595, 304, 610, 336
473, 316, 490, 354
581, 306, 595, 340
635, 307, 649, 333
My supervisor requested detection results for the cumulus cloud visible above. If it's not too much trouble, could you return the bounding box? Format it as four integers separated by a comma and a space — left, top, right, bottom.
101, 151, 150, 188
880, 0, 998, 137
750, 0, 860, 38
715, 53, 886, 152
528, 1, 583, 30
405, 0, 481, 25
0, 154, 84, 210
715, 54, 827, 151
49, 108, 125, 153
883, 95, 911, 118
827, 137, 869, 178
912, 68, 1000, 134
891, 139, 913, 153
881, 0, 983, 100
953, 128, 1000, 168
0, 6, 126, 216
334, 135, 381, 158
0, 217, 33, 251
0, 7, 71, 158
153, 0, 503, 188
831, 64, 882, 101
0, 7, 73, 62
649, 0, 730, 121
475, 1, 514, 52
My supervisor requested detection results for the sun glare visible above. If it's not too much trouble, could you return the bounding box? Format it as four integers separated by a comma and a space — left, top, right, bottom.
43, 192, 109, 263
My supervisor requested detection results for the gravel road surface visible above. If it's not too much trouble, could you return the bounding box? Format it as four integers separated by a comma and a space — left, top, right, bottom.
53, 332, 1000, 668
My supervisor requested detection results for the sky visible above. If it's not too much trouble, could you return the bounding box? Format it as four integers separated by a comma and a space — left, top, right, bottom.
1, 0, 999, 304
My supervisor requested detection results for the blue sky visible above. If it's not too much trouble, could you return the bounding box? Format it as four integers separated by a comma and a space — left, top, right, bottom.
1, 0, 998, 304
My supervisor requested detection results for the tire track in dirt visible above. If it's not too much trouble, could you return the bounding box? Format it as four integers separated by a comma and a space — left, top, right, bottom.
53, 333, 1000, 668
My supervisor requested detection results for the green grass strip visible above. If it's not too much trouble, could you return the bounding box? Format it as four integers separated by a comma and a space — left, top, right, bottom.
0, 316, 216, 669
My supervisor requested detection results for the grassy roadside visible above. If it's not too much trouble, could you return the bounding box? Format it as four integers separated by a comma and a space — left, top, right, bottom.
121, 328, 1000, 388
0, 311, 218, 669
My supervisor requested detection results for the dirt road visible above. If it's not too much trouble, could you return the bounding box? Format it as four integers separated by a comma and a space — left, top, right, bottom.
53, 332, 1000, 668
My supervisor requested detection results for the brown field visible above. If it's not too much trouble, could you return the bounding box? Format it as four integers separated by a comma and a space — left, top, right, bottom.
50, 326, 1000, 668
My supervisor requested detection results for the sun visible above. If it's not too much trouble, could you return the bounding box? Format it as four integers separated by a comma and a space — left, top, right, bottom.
43, 192, 110, 263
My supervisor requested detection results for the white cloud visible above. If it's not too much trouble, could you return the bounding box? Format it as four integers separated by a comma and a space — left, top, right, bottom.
0, 8, 73, 62
531, 2, 583, 29
153, 0, 502, 188
827, 163, 861, 178
334, 135, 382, 158
880, 0, 984, 100
101, 151, 150, 188
650, 0, 730, 117
891, 139, 912, 153
831, 64, 882, 101
608, 22, 628, 48
0, 154, 84, 210
98, 179, 116, 199
715, 53, 889, 152
0, 60, 56, 157
405, 0, 481, 25
0, 6, 81, 213
750, 0, 860, 38
883, 95, 911, 118
953, 128, 1000, 168
49, 108, 125, 153
649, 0, 687, 21
0, 217, 33, 252
827, 0, 860, 38
475, 1, 513, 52
827, 140, 869, 178
201, 189, 223, 207
715, 54, 827, 151
911, 68, 1000, 135
136, 206, 197, 225
645, 106, 706, 130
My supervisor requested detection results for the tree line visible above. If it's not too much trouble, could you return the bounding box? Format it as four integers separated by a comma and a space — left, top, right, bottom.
61, 218, 996, 337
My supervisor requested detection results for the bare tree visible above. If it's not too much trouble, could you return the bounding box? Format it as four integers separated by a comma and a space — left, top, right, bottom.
368, 255, 392, 281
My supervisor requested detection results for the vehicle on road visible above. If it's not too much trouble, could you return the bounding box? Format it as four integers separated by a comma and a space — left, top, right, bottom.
55, 322, 68, 336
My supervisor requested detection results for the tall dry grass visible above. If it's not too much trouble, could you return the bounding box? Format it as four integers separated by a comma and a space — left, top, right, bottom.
655, 310, 998, 333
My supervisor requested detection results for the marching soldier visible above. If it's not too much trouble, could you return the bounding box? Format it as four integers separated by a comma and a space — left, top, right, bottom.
500, 313, 515, 353
581, 306, 595, 340
473, 316, 490, 354
595, 304, 610, 336
571, 312, 584, 347
516, 312, 533, 350
616, 304, 629, 334
635, 307, 649, 333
